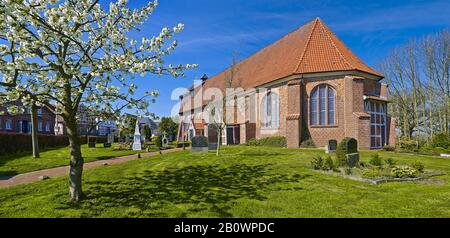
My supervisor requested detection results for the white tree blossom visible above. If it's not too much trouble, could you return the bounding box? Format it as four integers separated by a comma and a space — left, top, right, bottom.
0, 0, 197, 202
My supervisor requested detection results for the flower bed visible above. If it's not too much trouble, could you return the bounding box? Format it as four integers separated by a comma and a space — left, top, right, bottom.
310, 153, 445, 184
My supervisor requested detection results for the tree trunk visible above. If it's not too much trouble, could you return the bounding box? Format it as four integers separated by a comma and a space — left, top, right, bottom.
216, 127, 221, 156
66, 116, 84, 202
31, 103, 40, 158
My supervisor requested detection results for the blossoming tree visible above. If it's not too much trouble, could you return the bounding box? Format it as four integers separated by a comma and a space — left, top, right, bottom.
0, 0, 196, 202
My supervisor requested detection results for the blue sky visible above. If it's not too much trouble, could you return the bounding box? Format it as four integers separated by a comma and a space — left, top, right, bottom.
118, 0, 450, 118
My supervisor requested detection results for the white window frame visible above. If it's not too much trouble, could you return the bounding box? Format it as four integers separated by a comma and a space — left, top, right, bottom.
310, 84, 336, 126
260, 90, 280, 129
365, 101, 387, 149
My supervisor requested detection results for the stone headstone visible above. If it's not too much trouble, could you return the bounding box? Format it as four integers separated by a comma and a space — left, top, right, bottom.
326, 140, 337, 154
346, 153, 360, 168
132, 120, 142, 151
107, 133, 114, 144
345, 138, 358, 153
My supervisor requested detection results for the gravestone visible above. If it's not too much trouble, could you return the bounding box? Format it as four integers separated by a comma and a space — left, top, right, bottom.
191, 136, 208, 153
132, 120, 142, 151
104, 133, 114, 148
161, 131, 169, 148
326, 140, 337, 154
345, 138, 358, 153
88, 136, 96, 148
107, 133, 114, 144
346, 153, 360, 168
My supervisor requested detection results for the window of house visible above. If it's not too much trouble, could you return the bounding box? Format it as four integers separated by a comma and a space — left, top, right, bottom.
5, 119, 12, 130
17, 120, 22, 133
37, 108, 42, 117
310, 84, 335, 126
261, 90, 280, 129
38, 121, 43, 132
45, 121, 50, 132
365, 101, 387, 149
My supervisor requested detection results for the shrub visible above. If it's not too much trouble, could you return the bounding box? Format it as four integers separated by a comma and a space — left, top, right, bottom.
369, 153, 383, 166
410, 161, 425, 173
431, 133, 450, 149
154, 136, 162, 148
396, 137, 418, 151
383, 145, 396, 151
310, 155, 324, 170
245, 136, 286, 148
362, 168, 382, 178
335, 139, 348, 167
113, 142, 131, 151
391, 166, 420, 178
0, 133, 70, 156
344, 168, 352, 175
323, 156, 334, 170
175, 141, 191, 148
300, 138, 316, 148
246, 138, 260, 146
384, 158, 396, 167
191, 136, 208, 147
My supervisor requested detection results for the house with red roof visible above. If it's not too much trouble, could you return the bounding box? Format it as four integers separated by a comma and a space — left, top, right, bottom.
177, 18, 395, 150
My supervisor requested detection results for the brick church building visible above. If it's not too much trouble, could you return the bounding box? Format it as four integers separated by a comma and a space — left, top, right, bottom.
177, 18, 395, 150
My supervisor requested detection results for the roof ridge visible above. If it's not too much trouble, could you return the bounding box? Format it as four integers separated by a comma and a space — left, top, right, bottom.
294, 18, 319, 72
318, 19, 354, 70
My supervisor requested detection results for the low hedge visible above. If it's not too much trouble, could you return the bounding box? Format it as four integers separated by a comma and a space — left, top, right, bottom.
0, 133, 70, 156
246, 136, 287, 148
191, 136, 208, 147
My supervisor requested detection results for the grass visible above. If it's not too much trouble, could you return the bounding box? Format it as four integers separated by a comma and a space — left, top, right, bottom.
0, 144, 144, 177
1, 146, 450, 217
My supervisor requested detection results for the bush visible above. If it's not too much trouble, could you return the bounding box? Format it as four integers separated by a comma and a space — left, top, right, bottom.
431, 133, 450, 149
369, 153, 383, 166
362, 168, 382, 178
335, 139, 348, 167
175, 141, 191, 148
391, 166, 420, 178
396, 137, 418, 151
300, 138, 316, 148
383, 145, 396, 151
344, 168, 352, 175
384, 158, 396, 167
246, 138, 260, 146
323, 156, 334, 170
410, 161, 425, 173
113, 142, 131, 151
0, 133, 70, 156
191, 136, 208, 147
154, 136, 162, 148
245, 136, 286, 148
310, 155, 324, 170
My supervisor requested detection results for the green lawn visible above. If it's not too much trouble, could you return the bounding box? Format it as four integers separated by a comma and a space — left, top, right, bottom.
0, 144, 143, 177
1, 146, 450, 218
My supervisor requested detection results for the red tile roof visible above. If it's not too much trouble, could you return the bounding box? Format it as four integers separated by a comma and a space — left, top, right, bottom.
192, 119, 206, 130
202, 18, 383, 90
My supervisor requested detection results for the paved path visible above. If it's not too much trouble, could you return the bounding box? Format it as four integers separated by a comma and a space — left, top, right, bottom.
0, 148, 184, 188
